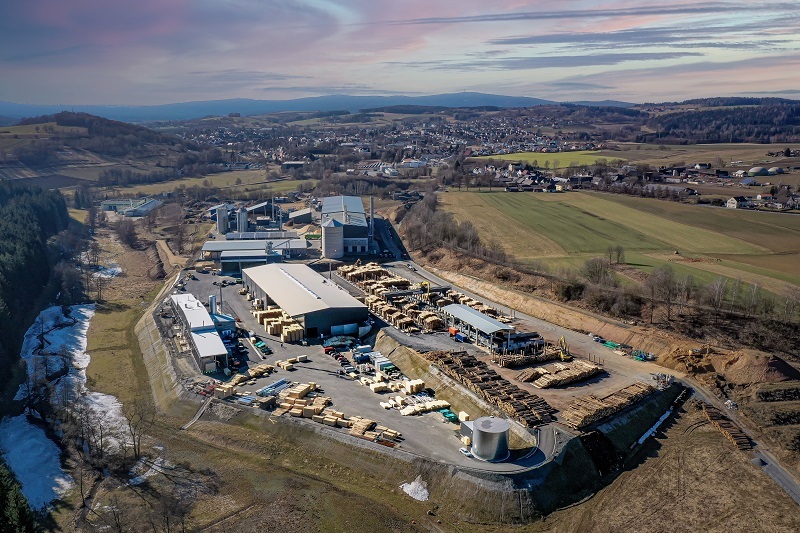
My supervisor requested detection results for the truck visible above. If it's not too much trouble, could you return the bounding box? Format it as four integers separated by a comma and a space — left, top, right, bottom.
454, 332, 469, 343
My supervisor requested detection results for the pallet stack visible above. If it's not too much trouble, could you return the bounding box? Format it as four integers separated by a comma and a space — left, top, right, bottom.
560, 382, 656, 429
422, 350, 554, 427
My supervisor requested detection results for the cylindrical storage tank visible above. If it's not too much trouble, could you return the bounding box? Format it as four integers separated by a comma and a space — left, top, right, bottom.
236, 207, 249, 233
216, 207, 229, 234
471, 416, 510, 461
209, 295, 217, 315
321, 218, 344, 259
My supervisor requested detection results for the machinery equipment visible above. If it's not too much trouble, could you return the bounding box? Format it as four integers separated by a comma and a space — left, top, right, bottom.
558, 335, 573, 362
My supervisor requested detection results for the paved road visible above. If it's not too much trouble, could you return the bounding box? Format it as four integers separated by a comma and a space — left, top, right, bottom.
686, 377, 800, 506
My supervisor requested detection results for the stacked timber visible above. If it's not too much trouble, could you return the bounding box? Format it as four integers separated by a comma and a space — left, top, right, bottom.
494, 347, 561, 368
702, 404, 752, 450
531, 361, 604, 389
560, 382, 656, 429
516, 367, 549, 383
422, 350, 554, 427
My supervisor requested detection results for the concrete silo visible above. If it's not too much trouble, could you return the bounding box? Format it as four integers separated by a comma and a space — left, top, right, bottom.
321, 218, 344, 259
471, 416, 510, 462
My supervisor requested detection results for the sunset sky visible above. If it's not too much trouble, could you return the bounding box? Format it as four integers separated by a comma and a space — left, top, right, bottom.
2, 1, 798, 105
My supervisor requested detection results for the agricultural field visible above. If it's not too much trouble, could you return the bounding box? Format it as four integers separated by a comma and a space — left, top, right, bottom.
473, 150, 622, 168
440, 190, 800, 295
597, 142, 800, 169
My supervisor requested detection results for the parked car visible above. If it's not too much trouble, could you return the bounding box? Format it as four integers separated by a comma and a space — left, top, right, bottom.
459, 447, 473, 458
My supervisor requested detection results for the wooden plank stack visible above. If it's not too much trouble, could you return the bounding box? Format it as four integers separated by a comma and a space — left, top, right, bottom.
422, 350, 554, 427
560, 382, 656, 429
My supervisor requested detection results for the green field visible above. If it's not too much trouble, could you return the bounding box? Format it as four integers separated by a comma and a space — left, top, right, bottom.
441, 190, 800, 295
473, 150, 625, 168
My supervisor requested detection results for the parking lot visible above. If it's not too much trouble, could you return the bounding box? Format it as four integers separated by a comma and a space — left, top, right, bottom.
176, 270, 545, 471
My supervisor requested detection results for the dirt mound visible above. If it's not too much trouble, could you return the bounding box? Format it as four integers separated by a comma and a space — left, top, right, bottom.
711, 350, 800, 385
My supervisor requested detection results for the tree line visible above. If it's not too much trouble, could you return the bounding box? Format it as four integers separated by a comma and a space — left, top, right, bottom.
0, 182, 70, 372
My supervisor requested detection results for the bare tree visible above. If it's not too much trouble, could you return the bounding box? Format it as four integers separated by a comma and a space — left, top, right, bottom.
123, 401, 154, 460
645, 265, 678, 322
706, 277, 728, 320
582, 257, 613, 285
614, 245, 626, 265
676, 274, 695, 316
728, 278, 742, 312
94, 275, 109, 302
744, 283, 761, 318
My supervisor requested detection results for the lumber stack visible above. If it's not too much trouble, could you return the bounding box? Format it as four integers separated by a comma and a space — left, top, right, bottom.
560, 382, 656, 429
422, 350, 554, 427
702, 404, 752, 450
531, 360, 604, 389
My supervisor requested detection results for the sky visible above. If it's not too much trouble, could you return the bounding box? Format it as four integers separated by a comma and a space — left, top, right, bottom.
1, 0, 799, 105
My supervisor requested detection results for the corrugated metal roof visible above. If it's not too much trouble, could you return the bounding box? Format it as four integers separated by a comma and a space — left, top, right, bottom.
441, 304, 512, 334
190, 330, 228, 360
243, 263, 366, 317
202, 239, 307, 252
245, 200, 271, 212
219, 250, 281, 260
171, 294, 215, 330
321, 195, 365, 215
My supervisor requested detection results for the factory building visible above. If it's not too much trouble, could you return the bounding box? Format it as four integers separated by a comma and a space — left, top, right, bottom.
242, 263, 369, 338
225, 231, 298, 240
99, 197, 162, 217
441, 304, 513, 349
169, 293, 228, 373
288, 207, 313, 225
320, 195, 373, 255
201, 239, 309, 274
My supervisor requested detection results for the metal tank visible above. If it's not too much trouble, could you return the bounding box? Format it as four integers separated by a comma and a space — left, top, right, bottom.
209, 295, 217, 315
216, 206, 229, 234
471, 416, 510, 461
321, 218, 344, 259
236, 207, 249, 233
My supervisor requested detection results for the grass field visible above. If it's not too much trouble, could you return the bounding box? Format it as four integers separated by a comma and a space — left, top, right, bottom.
473, 150, 624, 168
440, 190, 800, 295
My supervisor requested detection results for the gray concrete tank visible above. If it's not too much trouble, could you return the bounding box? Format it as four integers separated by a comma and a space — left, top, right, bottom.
471, 416, 510, 461
321, 218, 344, 259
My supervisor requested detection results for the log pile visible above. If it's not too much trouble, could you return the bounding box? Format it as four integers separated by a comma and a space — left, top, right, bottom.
422, 350, 554, 427
702, 404, 752, 451
560, 382, 656, 429
530, 360, 604, 389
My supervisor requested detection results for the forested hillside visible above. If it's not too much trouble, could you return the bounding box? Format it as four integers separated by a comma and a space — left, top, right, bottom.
12, 112, 189, 166
0, 460, 36, 532
0, 182, 69, 372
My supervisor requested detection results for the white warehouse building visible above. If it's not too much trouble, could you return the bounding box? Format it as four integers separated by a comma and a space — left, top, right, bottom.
242, 263, 369, 338
170, 293, 228, 373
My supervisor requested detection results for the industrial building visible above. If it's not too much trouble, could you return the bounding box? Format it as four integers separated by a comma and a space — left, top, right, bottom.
320, 195, 374, 257
242, 263, 369, 338
169, 293, 229, 373
288, 207, 313, 225
201, 239, 309, 273
225, 231, 298, 240
442, 304, 513, 349
99, 197, 162, 217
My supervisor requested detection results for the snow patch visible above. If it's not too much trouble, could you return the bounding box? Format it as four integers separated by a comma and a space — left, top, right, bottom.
400, 475, 429, 501
93, 264, 122, 279
0, 415, 74, 510
129, 457, 168, 486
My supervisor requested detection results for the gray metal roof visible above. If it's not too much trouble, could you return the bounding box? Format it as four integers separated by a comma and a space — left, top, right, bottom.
441, 304, 512, 335
243, 263, 366, 317
321, 195, 365, 215
288, 207, 312, 218
202, 239, 306, 252
219, 250, 282, 260
246, 200, 271, 212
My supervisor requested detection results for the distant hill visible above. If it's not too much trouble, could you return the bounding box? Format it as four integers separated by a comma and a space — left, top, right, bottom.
0, 93, 561, 122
